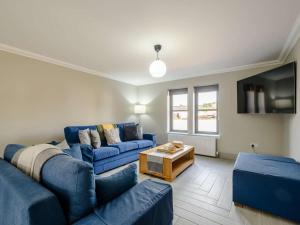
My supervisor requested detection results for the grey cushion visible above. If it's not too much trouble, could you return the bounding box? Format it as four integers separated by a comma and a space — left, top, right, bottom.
78, 129, 91, 145
90, 129, 101, 148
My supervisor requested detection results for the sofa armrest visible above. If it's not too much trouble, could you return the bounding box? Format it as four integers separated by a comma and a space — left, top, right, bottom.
0, 159, 66, 225
72, 144, 94, 164
143, 133, 157, 147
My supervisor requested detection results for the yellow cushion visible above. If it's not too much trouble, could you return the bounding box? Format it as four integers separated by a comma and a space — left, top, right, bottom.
102, 123, 114, 130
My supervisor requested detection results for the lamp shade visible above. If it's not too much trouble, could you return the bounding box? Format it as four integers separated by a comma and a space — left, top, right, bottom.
149, 59, 167, 78
134, 104, 146, 114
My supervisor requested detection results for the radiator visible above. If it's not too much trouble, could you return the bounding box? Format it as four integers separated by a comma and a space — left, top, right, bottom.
167, 133, 217, 157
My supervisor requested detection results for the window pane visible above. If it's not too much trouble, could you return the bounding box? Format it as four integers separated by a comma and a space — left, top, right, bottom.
197, 110, 217, 133
197, 91, 217, 110
172, 111, 188, 131
172, 94, 188, 111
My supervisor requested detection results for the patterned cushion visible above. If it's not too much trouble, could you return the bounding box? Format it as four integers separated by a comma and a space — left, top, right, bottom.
104, 128, 121, 145
90, 130, 101, 149
78, 129, 91, 145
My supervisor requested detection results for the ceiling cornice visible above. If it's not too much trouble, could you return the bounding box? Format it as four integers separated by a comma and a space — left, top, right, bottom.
0, 43, 131, 84
279, 14, 300, 62
1, 14, 300, 86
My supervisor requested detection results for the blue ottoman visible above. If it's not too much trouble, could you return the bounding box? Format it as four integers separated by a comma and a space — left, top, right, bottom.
233, 152, 300, 223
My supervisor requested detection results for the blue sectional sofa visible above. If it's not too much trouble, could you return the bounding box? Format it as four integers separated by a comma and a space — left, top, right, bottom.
0, 146, 173, 225
64, 123, 156, 174
233, 152, 300, 223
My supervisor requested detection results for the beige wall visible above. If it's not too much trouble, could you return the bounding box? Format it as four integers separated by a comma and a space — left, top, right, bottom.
283, 38, 300, 161
138, 66, 285, 157
0, 51, 137, 151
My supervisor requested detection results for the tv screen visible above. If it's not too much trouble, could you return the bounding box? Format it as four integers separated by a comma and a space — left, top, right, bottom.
237, 62, 296, 114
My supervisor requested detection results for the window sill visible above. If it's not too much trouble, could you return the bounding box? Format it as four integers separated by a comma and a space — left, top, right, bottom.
192, 133, 220, 138
167, 132, 220, 138
167, 132, 189, 135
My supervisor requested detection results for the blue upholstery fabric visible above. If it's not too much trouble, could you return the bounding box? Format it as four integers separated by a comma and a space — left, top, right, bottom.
94, 179, 173, 225
143, 133, 157, 146
93, 147, 119, 161
109, 141, 138, 153
131, 140, 153, 148
0, 159, 66, 225
95, 164, 137, 204
64, 125, 97, 145
76, 144, 94, 164
73, 214, 106, 225
63, 144, 83, 160
42, 155, 97, 224
93, 148, 148, 174
233, 152, 300, 223
64, 124, 156, 174
3, 144, 25, 162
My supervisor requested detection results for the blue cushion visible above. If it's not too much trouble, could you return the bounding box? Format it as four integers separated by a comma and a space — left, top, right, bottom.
109, 141, 138, 153
95, 164, 137, 204
64, 125, 97, 145
132, 140, 153, 148
94, 179, 173, 225
93, 147, 119, 161
0, 159, 66, 225
63, 144, 82, 160
41, 155, 96, 224
3, 144, 25, 162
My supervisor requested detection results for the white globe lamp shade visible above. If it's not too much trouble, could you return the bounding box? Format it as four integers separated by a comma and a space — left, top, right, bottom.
149, 59, 167, 78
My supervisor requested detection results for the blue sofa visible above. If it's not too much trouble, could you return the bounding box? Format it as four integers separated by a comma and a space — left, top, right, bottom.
233, 152, 300, 223
0, 146, 173, 225
64, 123, 156, 174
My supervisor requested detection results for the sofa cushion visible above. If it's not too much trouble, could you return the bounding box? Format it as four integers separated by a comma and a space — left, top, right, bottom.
116, 122, 135, 141
94, 179, 173, 225
93, 147, 119, 161
64, 126, 97, 145
63, 144, 83, 160
2, 144, 25, 162
95, 164, 137, 204
124, 124, 139, 141
41, 154, 96, 224
132, 140, 153, 148
109, 141, 138, 153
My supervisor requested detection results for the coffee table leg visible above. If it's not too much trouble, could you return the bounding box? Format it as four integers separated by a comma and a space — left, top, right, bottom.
163, 158, 173, 181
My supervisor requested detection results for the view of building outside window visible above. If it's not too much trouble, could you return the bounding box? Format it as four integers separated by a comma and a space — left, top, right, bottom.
172, 93, 188, 131
196, 90, 218, 133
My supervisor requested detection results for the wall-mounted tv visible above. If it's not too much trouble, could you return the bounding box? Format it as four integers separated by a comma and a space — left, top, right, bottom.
237, 62, 296, 114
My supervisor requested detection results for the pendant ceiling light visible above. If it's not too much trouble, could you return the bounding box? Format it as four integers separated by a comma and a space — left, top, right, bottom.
149, 44, 167, 78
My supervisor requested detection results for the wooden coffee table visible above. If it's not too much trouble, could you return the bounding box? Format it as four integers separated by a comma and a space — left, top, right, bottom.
139, 144, 195, 182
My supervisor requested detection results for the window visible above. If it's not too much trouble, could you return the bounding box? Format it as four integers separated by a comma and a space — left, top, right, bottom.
169, 88, 188, 132
194, 85, 219, 134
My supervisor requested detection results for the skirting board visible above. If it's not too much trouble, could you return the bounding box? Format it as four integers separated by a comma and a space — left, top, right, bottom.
218, 152, 237, 160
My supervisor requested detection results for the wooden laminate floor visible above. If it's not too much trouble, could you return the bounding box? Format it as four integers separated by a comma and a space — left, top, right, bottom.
101, 156, 299, 225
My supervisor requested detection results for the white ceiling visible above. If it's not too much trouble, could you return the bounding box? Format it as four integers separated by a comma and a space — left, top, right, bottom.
1, 0, 300, 86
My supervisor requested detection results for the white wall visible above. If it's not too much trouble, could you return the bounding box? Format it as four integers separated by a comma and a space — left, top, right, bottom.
138, 66, 285, 158
0, 51, 137, 150
283, 38, 300, 161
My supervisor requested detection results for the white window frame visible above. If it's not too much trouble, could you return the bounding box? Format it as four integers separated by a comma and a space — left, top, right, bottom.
194, 85, 219, 135
168, 88, 188, 133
